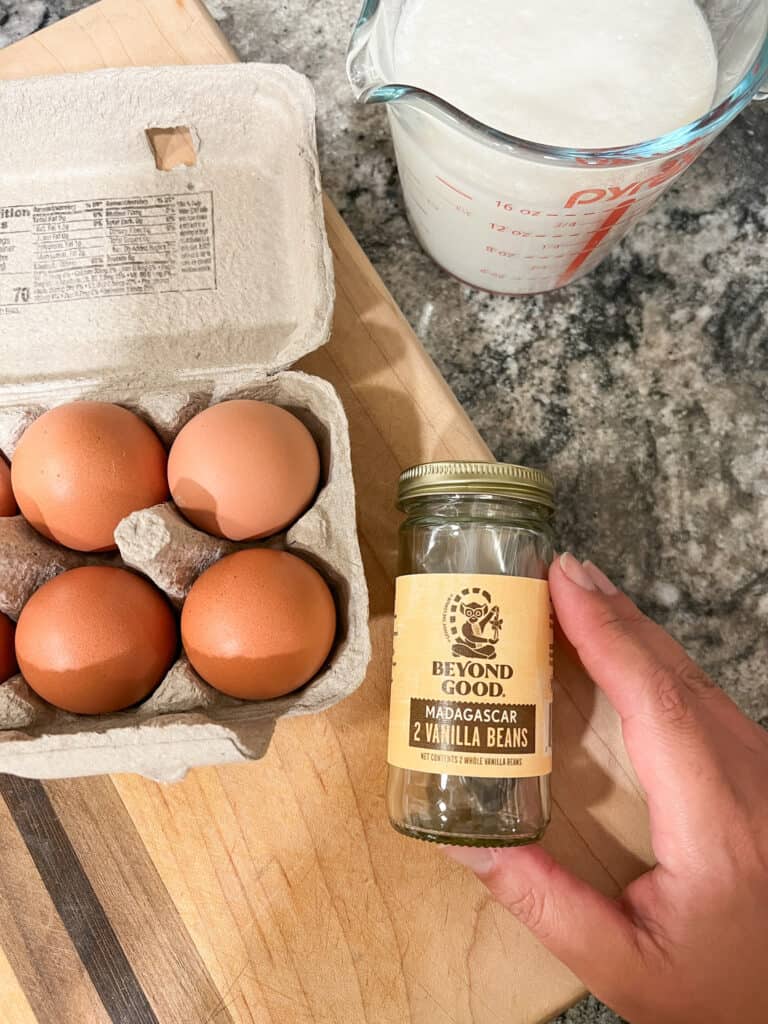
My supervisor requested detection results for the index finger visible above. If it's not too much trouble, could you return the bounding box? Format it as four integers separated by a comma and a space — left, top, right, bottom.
550, 554, 730, 847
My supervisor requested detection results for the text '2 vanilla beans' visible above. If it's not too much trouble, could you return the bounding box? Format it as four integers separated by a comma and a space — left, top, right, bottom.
387, 462, 555, 847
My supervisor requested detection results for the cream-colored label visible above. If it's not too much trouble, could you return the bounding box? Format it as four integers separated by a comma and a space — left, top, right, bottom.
388, 573, 553, 778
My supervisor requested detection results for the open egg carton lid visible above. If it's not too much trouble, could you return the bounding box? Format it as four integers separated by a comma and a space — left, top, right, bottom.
0, 63, 334, 398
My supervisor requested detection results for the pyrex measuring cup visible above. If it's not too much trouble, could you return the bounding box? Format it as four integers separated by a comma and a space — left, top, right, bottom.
347, 0, 768, 295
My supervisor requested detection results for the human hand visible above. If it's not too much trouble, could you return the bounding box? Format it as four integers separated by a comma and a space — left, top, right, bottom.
444, 552, 768, 1024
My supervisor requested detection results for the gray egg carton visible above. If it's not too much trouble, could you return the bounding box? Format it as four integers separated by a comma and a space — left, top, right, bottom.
0, 66, 371, 780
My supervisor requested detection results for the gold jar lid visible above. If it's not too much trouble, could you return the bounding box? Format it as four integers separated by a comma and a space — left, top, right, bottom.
397, 461, 554, 509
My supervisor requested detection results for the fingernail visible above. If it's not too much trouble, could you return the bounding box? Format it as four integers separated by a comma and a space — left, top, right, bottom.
442, 845, 496, 875
559, 552, 597, 591
582, 560, 619, 596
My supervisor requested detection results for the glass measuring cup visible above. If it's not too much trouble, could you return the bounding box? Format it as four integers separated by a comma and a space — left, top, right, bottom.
347, 0, 768, 295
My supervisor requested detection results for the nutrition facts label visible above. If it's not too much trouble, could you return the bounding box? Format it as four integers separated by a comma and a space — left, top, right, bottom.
0, 192, 216, 309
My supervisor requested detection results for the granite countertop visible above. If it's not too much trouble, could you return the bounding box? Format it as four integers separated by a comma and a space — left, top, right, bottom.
3, 2, 767, 1022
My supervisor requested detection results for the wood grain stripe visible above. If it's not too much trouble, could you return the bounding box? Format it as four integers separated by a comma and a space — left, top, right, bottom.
0, 775, 152, 1024
45, 776, 234, 1024
0, 793, 109, 1024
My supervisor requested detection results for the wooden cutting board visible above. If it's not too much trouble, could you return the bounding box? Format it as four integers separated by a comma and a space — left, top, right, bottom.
0, 3, 653, 1022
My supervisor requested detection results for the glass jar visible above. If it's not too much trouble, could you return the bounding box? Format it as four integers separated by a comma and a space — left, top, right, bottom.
386, 462, 555, 847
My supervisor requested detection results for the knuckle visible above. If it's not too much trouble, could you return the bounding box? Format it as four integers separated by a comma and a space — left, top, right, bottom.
500, 885, 547, 934
591, 607, 648, 657
594, 604, 645, 640
674, 657, 717, 697
635, 916, 675, 972
646, 663, 691, 725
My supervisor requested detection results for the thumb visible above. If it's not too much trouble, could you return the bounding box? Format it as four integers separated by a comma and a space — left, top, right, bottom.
444, 844, 640, 997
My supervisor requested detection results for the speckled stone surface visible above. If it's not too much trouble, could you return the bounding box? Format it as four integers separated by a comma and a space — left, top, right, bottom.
3, 3, 767, 1022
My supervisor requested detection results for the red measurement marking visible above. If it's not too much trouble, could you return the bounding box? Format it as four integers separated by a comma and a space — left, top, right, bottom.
557, 199, 635, 288
546, 213, 558, 217
436, 176, 474, 201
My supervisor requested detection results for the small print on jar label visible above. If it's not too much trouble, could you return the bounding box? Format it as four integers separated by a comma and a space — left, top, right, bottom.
388, 573, 553, 778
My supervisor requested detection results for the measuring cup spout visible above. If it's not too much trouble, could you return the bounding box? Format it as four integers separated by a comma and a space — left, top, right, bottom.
346, 6, 377, 102
346, 0, 394, 104
346, 0, 446, 115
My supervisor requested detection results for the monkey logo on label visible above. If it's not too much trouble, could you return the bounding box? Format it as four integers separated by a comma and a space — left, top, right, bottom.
446, 586, 503, 661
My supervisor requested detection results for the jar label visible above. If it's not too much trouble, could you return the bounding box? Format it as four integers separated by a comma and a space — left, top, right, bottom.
388, 573, 553, 778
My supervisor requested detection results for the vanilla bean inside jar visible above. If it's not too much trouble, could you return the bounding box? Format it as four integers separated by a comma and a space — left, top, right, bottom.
387, 462, 554, 847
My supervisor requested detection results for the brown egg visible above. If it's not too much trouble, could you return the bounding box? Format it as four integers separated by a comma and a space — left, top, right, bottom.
0, 613, 17, 683
168, 400, 320, 540
12, 402, 169, 552
181, 548, 336, 700
0, 457, 17, 516
15, 567, 177, 714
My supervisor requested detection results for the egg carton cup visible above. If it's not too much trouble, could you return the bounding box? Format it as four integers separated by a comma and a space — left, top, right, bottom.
0, 370, 370, 780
